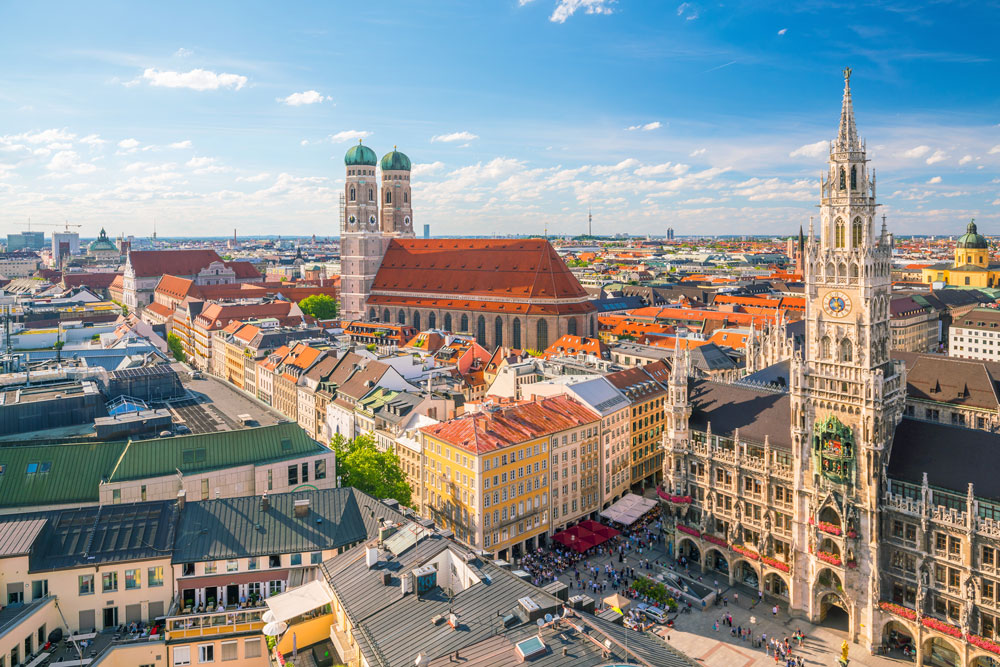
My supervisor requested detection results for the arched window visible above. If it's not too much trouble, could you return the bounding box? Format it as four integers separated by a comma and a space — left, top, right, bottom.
512, 318, 522, 349
460, 314, 469, 332
840, 338, 853, 362
386, 191, 392, 204
849, 263, 859, 280
850, 166, 857, 190
349, 187, 356, 201
428, 312, 436, 329
368, 188, 373, 202
821, 336, 831, 358
852, 218, 863, 247
494, 316, 503, 347
568, 318, 577, 336
369, 307, 376, 321
383, 309, 390, 323
404, 192, 408, 204
839, 167, 846, 190
834, 219, 845, 248
444, 313, 453, 332
413, 311, 421, 331
537, 319, 549, 350
477, 315, 486, 346
397, 309, 406, 325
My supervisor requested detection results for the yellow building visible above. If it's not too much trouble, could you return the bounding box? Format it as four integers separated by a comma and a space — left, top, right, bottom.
921, 220, 999, 288
420, 395, 600, 561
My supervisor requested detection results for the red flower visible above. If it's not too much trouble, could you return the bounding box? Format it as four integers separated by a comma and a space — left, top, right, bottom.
762, 556, 790, 573
921, 616, 962, 638
677, 525, 701, 538
818, 521, 842, 536
879, 601, 916, 620
968, 633, 1000, 656
816, 550, 842, 566
732, 545, 760, 560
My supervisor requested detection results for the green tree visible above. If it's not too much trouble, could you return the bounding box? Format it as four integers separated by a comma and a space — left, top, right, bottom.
299, 294, 338, 320
331, 433, 412, 507
167, 333, 186, 362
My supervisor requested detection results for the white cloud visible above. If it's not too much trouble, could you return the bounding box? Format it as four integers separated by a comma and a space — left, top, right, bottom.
117, 138, 140, 150
730, 177, 812, 201
634, 162, 689, 177
778, 28, 787, 35
329, 130, 371, 143
789, 140, 828, 158
902, 145, 931, 159
278, 90, 330, 106
186, 156, 227, 175
431, 131, 479, 143
550, 0, 615, 23
79, 134, 106, 147
925, 150, 948, 165
689, 148, 707, 157
2, 128, 77, 146
141, 68, 247, 91
959, 155, 974, 165
989, 145, 1000, 155
237, 172, 271, 183
927, 176, 942, 184
676, 2, 698, 19
412, 161, 445, 176
592, 158, 639, 175
626, 122, 661, 131
47, 151, 98, 175
174, 47, 193, 57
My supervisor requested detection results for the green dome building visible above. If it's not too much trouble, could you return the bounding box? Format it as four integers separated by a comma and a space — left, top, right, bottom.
344, 141, 377, 167
380, 147, 411, 172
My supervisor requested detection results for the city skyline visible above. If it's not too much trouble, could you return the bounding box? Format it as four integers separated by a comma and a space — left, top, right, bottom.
0, 1, 997, 238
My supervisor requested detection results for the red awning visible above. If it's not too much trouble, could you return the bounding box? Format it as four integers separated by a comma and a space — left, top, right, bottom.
178, 569, 288, 590
551, 521, 619, 554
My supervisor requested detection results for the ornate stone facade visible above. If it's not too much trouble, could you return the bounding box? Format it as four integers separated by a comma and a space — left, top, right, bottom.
659, 72, 1000, 664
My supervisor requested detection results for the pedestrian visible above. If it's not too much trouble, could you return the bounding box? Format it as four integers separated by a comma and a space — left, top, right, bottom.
714, 620, 719, 632
734, 592, 739, 605
772, 604, 778, 617
723, 596, 728, 606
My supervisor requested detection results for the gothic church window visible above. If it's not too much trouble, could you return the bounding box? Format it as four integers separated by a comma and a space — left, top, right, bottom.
537, 319, 549, 350
460, 314, 469, 332
568, 318, 577, 336
840, 338, 853, 362
850, 166, 857, 190
383, 309, 390, 323
495, 316, 503, 347
398, 310, 406, 325
404, 192, 408, 203
835, 219, 845, 248
444, 313, 453, 332
839, 167, 846, 190
386, 191, 392, 204
852, 218, 863, 247
429, 312, 436, 329
477, 316, 486, 346
821, 336, 831, 358
369, 189, 373, 202
512, 318, 522, 349
369, 308, 376, 320
350, 188, 355, 201
413, 311, 421, 330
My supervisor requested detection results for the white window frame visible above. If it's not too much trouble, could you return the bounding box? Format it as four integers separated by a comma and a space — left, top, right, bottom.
198, 643, 214, 663
173, 646, 192, 666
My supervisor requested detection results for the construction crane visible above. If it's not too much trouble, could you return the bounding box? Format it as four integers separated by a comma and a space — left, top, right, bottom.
16, 220, 82, 232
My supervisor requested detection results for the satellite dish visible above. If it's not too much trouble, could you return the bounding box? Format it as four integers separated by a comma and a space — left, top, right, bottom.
544, 613, 553, 624
536, 618, 544, 627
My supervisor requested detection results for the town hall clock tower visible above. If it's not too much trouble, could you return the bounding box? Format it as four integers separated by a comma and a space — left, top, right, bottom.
788, 69, 906, 649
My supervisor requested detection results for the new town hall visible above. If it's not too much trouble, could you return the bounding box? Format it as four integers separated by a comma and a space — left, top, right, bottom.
661, 71, 1000, 667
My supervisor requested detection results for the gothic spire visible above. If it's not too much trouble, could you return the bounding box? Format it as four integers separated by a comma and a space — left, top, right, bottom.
835, 66, 861, 153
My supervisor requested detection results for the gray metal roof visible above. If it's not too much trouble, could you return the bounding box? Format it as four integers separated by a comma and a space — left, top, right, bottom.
321, 535, 697, 667
29, 501, 177, 572
172, 487, 409, 563
0, 516, 47, 557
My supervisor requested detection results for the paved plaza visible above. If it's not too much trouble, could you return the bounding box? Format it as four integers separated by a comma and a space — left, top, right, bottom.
537, 525, 914, 667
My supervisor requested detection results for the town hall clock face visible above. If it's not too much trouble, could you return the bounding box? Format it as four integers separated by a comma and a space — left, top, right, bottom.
823, 291, 852, 318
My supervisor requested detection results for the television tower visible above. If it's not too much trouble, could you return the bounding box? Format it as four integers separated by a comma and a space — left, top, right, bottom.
588, 207, 592, 237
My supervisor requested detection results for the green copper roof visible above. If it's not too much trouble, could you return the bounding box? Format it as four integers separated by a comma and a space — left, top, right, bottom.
380, 147, 411, 171
345, 141, 377, 166
0, 441, 128, 509
957, 219, 988, 249
108, 422, 325, 483
88, 227, 117, 252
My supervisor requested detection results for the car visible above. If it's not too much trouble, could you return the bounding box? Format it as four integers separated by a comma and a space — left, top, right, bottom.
642, 606, 668, 624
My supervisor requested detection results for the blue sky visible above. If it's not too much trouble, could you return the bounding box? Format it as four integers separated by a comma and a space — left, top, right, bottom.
0, 0, 997, 238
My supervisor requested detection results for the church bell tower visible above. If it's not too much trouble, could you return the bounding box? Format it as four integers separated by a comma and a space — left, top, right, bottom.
788, 69, 906, 648
340, 141, 382, 322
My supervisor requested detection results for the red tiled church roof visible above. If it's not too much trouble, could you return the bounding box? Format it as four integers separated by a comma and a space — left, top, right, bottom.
371, 239, 589, 301
128, 250, 222, 277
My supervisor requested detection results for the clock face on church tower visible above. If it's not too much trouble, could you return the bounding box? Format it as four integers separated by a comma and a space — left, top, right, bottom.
823, 291, 852, 318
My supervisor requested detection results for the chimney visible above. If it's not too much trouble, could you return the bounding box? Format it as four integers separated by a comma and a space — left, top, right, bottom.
260, 492, 269, 512
365, 547, 379, 569
176, 489, 186, 511
294, 498, 311, 517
